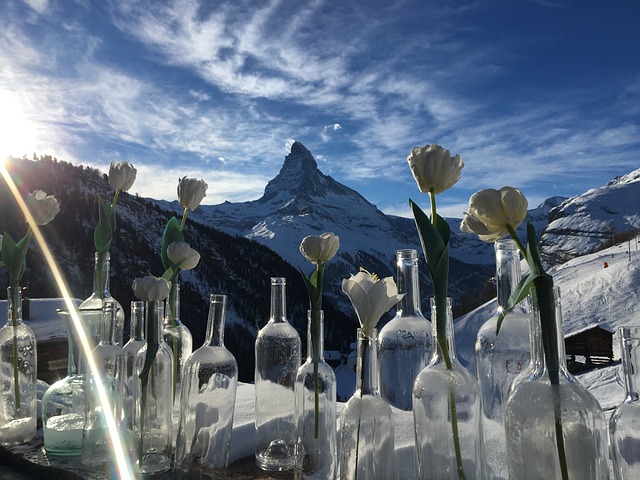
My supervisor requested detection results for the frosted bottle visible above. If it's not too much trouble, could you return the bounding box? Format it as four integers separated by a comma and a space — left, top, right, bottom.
122, 301, 145, 435
175, 294, 238, 476
255, 277, 301, 471
474, 238, 529, 480
378, 249, 431, 411
340, 328, 394, 480
81, 302, 124, 465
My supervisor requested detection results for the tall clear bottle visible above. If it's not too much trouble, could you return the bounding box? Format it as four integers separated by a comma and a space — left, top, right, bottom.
122, 301, 145, 437
79, 252, 125, 347
294, 310, 338, 480
378, 249, 432, 411
81, 302, 125, 465
610, 326, 640, 479
0, 286, 37, 445
255, 277, 301, 471
413, 298, 484, 480
134, 300, 173, 475
340, 329, 394, 480
175, 294, 238, 477
162, 282, 193, 443
474, 238, 530, 480
504, 287, 609, 479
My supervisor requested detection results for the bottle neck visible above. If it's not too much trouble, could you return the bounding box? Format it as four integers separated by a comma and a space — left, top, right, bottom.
620, 327, 640, 401
164, 282, 180, 326
206, 294, 227, 347
495, 239, 522, 310
356, 329, 379, 396
146, 301, 164, 344
130, 301, 145, 341
6, 286, 23, 326
269, 277, 287, 323
101, 302, 118, 345
307, 310, 324, 360
396, 249, 422, 316
431, 297, 456, 361
529, 287, 567, 375
92, 252, 111, 300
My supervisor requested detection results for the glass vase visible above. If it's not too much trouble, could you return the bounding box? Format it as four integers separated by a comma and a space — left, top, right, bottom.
504, 287, 609, 479
378, 249, 432, 411
175, 294, 238, 478
294, 310, 338, 480
42, 308, 103, 455
611, 326, 640, 479
255, 277, 301, 471
133, 300, 173, 475
79, 252, 125, 347
0, 286, 37, 445
413, 298, 484, 480
474, 238, 530, 480
122, 301, 145, 437
81, 302, 125, 465
340, 329, 394, 480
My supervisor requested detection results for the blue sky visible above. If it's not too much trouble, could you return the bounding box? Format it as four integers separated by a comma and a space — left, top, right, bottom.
1, 0, 638, 218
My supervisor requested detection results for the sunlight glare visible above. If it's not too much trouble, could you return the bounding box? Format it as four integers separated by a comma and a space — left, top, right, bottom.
0, 90, 36, 158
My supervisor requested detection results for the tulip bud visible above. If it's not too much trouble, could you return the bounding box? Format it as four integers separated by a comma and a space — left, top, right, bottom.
167, 242, 200, 270
25, 190, 60, 226
177, 176, 208, 211
132, 275, 171, 302
300, 232, 340, 265
407, 144, 464, 195
109, 161, 137, 192
460, 187, 528, 242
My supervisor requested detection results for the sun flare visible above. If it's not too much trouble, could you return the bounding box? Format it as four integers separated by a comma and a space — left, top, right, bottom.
0, 89, 36, 158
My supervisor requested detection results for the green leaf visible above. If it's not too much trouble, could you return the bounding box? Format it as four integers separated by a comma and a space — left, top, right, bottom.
526, 220, 545, 276
2, 231, 31, 283
94, 198, 115, 254
299, 267, 320, 310
161, 217, 185, 269
410, 199, 445, 272
496, 272, 538, 334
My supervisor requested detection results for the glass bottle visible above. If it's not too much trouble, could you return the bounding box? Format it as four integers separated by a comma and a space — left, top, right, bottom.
79, 252, 125, 347
175, 294, 238, 477
162, 282, 193, 444
42, 308, 103, 455
0, 286, 37, 445
122, 301, 145, 436
474, 238, 530, 480
294, 310, 338, 480
413, 298, 484, 480
134, 300, 173, 475
611, 326, 640, 479
81, 302, 125, 465
378, 249, 432, 411
255, 277, 301, 471
340, 329, 394, 480
504, 287, 609, 479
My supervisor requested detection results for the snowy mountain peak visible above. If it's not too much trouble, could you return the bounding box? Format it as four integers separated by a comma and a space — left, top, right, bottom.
263, 141, 325, 200
606, 167, 640, 187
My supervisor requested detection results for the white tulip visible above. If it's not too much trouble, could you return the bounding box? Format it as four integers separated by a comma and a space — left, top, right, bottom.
342, 270, 404, 337
132, 275, 171, 302
108, 161, 137, 192
177, 176, 208, 211
300, 232, 340, 265
407, 144, 464, 195
167, 242, 200, 270
460, 187, 528, 242
25, 190, 60, 226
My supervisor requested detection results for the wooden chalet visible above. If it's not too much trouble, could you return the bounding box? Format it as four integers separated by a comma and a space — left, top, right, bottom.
565, 324, 614, 373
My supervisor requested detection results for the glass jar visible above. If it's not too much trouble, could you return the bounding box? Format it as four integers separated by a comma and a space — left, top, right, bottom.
79, 252, 125, 347
340, 328, 394, 480
474, 238, 530, 480
413, 298, 484, 480
294, 310, 337, 480
42, 308, 103, 455
133, 300, 173, 475
255, 277, 301, 471
175, 294, 238, 477
504, 287, 609, 479
0, 286, 37, 445
378, 249, 432, 411
81, 302, 125, 465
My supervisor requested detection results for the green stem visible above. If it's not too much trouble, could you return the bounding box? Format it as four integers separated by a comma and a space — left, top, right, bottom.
429, 189, 437, 227
311, 265, 324, 439
505, 224, 527, 258
111, 189, 121, 208
179, 207, 189, 231
10, 285, 21, 409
